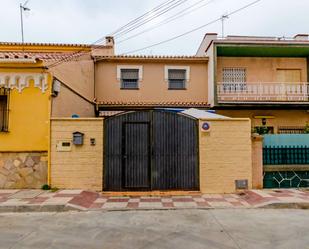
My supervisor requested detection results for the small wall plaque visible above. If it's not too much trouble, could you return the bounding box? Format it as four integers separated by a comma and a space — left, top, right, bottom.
201, 122, 211, 132
56, 141, 72, 152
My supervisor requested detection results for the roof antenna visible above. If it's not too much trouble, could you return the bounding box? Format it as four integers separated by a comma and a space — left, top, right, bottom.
221, 14, 229, 38
20, 0, 31, 54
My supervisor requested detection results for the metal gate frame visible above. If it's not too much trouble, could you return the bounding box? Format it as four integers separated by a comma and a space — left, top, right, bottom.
103, 110, 200, 191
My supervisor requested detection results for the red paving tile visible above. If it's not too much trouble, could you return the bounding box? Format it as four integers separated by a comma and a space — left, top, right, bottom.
196, 202, 211, 207
140, 198, 161, 202
68, 191, 99, 208
28, 197, 49, 204
54, 194, 79, 198
107, 199, 129, 202
127, 202, 139, 208
90, 203, 104, 209
162, 202, 174, 208
230, 202, 244, 207
269, 193, 293, 197
203, 198, 226, 202
172, 198, 194, 202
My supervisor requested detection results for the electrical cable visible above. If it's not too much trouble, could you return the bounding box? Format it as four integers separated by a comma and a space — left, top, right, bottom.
120, 0, 262, 55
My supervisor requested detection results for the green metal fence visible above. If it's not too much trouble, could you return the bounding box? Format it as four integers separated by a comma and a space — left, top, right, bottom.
263, 146, 309, 165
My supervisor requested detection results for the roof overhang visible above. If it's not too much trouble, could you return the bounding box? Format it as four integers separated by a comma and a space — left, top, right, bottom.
215, 42, 309, 57
95, 55, 208, 63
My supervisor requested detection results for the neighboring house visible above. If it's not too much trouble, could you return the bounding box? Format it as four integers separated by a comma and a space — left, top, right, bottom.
0, 39, 113, 188
94, 55, 209, 116
197, 33, 309, 134
0, 55, 50, 188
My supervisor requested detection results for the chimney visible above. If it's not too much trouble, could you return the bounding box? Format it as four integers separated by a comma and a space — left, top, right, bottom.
196, 33, 217, 55
91, 36, 115, 57
294, 34, 309, 41
105, 36, 114, 47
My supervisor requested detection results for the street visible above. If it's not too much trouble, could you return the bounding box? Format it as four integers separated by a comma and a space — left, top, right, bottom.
0, 209, 308, 249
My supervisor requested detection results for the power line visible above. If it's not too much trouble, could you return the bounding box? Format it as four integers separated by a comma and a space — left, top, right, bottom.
114, 0, 190, 39
110, 0, 178, 36
120, 0, 262, 55
47, 0, 187, 68
117, 0, 216, 44
48, 0, 262, 68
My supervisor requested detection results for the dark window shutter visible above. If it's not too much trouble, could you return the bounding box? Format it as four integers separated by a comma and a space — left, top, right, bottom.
168, 69, 186, 89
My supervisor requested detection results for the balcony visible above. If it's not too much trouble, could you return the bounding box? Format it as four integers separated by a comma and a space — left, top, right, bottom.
217, 82, 309, 104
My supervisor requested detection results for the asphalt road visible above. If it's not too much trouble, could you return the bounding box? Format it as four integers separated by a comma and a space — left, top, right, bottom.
0, 209, 308, 249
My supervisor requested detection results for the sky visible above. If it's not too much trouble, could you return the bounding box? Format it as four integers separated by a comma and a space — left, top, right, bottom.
0, 0, 308, 55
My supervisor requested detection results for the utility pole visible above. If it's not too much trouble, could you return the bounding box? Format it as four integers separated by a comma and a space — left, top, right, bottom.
221, 14, 229, 38
20, 1, 31, 52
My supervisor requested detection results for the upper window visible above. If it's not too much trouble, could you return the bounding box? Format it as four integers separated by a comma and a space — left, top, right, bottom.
117, 65, 143, 90
165, 66, 190, 90
168, 69, 187, 89
120, 69, 139, 89
0, 88, 9, 132
223, 68, 246, 83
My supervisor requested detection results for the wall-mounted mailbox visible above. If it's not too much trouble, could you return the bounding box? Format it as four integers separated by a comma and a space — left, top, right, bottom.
73, 132, 84, 145
56, 141, 72, 152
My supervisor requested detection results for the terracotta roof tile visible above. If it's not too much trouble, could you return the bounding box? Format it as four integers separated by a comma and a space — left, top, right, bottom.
95, 55, 208, 60
0, 51, 78, 61
0, 41, 91, 47
97, 101, 209, 108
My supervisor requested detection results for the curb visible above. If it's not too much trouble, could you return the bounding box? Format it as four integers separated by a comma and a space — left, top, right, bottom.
259, 202, 309, 209
0, 203, 308, 213
0, 204, 81, 213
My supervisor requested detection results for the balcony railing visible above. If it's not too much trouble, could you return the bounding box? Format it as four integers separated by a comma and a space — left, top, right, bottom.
217, 82, 309, 103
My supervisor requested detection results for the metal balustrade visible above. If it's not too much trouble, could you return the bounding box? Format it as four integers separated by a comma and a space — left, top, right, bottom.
263, 146, 309, 165
217, 82, 309, 103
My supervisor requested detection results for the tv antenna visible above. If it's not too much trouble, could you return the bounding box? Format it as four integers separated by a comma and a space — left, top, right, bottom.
20, 0, 31, 51
221, 14, 229, 38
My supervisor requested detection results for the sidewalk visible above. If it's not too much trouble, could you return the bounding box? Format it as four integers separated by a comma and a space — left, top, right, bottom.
0, 189, 308, 212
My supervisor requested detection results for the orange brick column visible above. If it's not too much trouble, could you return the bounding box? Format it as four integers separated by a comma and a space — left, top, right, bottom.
251, 135, 263, 189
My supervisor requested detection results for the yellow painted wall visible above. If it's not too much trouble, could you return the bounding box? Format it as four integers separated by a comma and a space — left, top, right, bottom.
0, 68, 51, 152
199, 119, 252, 193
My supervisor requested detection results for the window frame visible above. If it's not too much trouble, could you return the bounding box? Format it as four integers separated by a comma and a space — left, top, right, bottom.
117, 65, 143, 90
165, 66, 190, 90
0, 88, 9, 132
222, 67, 247, 91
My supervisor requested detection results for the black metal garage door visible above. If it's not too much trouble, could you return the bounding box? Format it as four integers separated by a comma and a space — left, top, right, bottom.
104, 110, 199, 191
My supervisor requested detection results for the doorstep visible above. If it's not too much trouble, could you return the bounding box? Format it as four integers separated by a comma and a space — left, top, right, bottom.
101, 191, 202, 197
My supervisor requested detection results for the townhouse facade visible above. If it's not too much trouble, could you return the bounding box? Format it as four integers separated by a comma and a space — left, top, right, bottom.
0, 33, 308, 192
197, 33, 309, 134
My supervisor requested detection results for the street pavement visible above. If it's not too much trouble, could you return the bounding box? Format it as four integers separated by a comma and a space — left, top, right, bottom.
0, 209, 308, 249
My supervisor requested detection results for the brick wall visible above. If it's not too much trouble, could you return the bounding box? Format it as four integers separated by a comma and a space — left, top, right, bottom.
51, 118, 103, 191
199, 119, 252, 193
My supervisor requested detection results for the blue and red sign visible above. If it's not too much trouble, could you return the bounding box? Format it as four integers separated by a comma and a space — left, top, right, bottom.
201, 122, 211, 132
